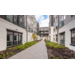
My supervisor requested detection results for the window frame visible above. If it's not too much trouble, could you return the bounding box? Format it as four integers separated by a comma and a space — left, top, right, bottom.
7, 29, 23, 48
6, 15, 14, 23
5, 15, 26, 29
70, 28, 75, 46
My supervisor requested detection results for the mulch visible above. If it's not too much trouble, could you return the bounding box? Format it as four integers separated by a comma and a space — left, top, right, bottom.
0, 49, 23, 59
47, 46, 75, 59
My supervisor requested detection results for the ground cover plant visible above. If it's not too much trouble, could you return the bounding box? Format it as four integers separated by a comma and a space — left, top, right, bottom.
0, 41, 39, 59
46, 41, 75, 59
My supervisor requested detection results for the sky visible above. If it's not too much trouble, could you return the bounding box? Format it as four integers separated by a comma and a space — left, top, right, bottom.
35, 15, 49, 27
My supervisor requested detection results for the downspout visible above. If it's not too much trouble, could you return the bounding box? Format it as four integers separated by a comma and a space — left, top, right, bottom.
57, 15, 59, 44
26, 15, 28, 42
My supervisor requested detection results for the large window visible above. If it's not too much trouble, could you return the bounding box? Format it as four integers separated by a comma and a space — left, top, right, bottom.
6, 15, 13, 22
7, 30, 22, 47
18, 16, 23, 27
14, 33, 18, 45
71, 29, 75, 45
19, 33, 22, 45
7, 31, 13, 47
13, 15, 17, 24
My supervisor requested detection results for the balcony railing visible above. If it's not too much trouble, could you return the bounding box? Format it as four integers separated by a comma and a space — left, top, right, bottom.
59, 21, 64, 28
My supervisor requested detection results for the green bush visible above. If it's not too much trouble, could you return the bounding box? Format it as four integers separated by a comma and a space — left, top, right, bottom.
51, 55, 54, 59
71, 58, 74, 59
6, 48, 11, 50
56, 57, 58, 59
59, 57, 62, 59
17, 45, 25, 50
0, 55, 3, 59
14, 52, 16, 54
74, 54, 75, 57
6, 52, 9, 56
9, 52, 14, 55
2, 54, 5, 58
64, 56, 68, 59
6, 41, 38, 51
46, 42, 68, 49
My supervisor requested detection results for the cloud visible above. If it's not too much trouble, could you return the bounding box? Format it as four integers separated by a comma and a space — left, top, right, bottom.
35, 15, 49, 27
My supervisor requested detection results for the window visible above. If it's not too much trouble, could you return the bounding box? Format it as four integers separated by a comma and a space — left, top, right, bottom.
71, 29, 75, 45
7, 30, 22, 47
18, 33, 22, 45
14, 15, 17, 24
59, 15, 64, 28
14, 33, 18, 45
7, 31, 13, 47
18, 16, 23, 27
6, 15, 13, 22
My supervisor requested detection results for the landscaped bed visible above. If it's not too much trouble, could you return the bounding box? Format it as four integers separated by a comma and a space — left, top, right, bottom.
0, 41, 39, 59
46, 41, 75, 59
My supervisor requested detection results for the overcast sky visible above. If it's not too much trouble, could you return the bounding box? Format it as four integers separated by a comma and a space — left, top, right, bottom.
35, 15, 49, 27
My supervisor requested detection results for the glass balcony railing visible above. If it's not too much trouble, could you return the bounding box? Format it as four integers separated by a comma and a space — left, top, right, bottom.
59, 21, 64, 28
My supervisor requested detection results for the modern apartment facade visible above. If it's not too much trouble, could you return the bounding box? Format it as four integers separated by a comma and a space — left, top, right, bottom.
49, 15, 75, 50
0, 15, 39, 51
26, 15, 38, 42
39, 27, 49, 40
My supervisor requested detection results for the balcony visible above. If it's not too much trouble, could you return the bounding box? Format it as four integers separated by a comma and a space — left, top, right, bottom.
59, 21, 64, 28
39, 32, 49, 35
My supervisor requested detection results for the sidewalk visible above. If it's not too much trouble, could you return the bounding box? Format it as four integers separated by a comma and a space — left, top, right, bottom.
9, 40, 48, 59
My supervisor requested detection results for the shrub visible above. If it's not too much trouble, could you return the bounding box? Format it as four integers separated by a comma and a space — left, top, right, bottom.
9, 52, 14, 55
59, 57, 62, 59
64, 56, 68, 59
0, 55, 3, 59
32, 33, 37, 41
6, 48, 11, 50
17, 45, 25, 50
14, 52, 16, 54
71, 58, 74, 59
56, 57, 58, 59
74, 54, 75, 57
46, 42, 68, 49
2, 54, 5, 58
6, 52, 9, 56
51, 55, 54, 59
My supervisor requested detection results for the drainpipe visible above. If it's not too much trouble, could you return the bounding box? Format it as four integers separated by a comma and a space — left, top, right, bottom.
26, 15, 28, 42
57, 15, 59, 44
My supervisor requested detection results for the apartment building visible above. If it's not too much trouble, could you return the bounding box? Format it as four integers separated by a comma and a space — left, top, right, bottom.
26, 15, 38, 42
0, 15, 38, 51
39, 27, 49, 40
49, 15, 75, 50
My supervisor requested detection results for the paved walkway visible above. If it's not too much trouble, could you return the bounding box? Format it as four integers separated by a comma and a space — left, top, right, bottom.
9, 40, 48, 59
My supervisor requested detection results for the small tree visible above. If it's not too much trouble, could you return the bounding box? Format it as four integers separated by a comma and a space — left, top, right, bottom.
32, 33, 37, 41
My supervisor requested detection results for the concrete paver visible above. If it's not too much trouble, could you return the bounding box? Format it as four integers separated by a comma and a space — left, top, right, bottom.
9, 40, 48, 59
